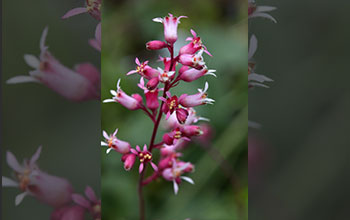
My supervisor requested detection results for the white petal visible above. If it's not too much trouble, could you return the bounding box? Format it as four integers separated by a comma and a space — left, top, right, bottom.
248, 35, 258, 60
40, 27, 49, 51
2, 177, 19, 187
101, 141, 108, 146
181, 176, 195, 185
15, 192, 28, 206
256, 6, 277, 12
152, 17, 163, 23
173, 181, 179, 195
29, 146, 42, 166
250, 12, 277, 23
106, 148, 112, 154
103, 99, 115, 103
6, 151, 23, 173
6, 76, 40, 84
24, 54, 40, 68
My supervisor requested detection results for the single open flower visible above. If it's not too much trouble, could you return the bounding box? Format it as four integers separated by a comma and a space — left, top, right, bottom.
101, 129, 131, 154
179, 66, 216, 82
2, 146, 73, 207
179, 82, 215, 107
62, 0, 101, 21
6, 27, 100, 102
179, 29, 212, 56
127, 58, 159, 79
130, 145, 158, 173
103, 79, 143, 110
178, 49, 206, 70
162, 159, 194, 195
153, 13, 187, 44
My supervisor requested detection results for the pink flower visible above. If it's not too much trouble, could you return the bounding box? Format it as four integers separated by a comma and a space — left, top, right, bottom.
138, 77, 160, 110
89, 23, 101, 51
248, 1, 277, 23
162, 160, 194, 195
179, 82, 215, 107
178, 49, 206, 70
163, 128, 191, 145
6, 27, 100, 102
62, 0, 101, 21
146, 40, 167, 50
103, 79, 143, 110
153, 13, 187, 44
158, 67, 175, 83
121, 153, 136, 171
130, 145, 158, 173
158, 56, 176, 72
101, 129, 131, 154
2, 146, 73, 207
72, 186, 101, 220
179, 29, 212, 56
179, 67, 216, 82
51, 205, 85, 220
160, 92, 189, 123
181, 125, 203, 137
127, 58, 160, 79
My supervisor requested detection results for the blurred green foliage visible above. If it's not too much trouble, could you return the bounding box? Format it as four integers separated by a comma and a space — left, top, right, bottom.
102, 0, 248, 219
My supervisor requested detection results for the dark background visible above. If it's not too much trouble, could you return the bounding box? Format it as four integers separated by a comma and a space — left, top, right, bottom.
249, 0, 350, 219
2, 0, 100, 219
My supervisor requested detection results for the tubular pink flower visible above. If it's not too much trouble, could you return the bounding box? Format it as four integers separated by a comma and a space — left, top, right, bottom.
89, 22, 101, 51
153, 13, 187, 44
62, 0, 101, 21
2, 146, 73, 207
146, 40, 167, 50
181, 125, 203, 137
130, 145, 158, 174
179, 82, 215, 107
179, 29, 212, 56
127, 58, 160, 79
103, 79, 143, 110
101, 129, 131, 154
178, 49, 206, 70
6, 27, 100, 102
162, 160, 194, 195
121, 153, 136, 171
179, 67, 216, 82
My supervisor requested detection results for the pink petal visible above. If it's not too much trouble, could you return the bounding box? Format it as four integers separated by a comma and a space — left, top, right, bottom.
139, 163, 144, 174
89, 39, 101, 51
135, 57, 141, 66
143, 144, 147, 151
6, 151, 23, 173
62, 7, 87, 19
24, 54, 40, 68
181, 176, 194, 184
72, 194, 90, 208
113, 128, 119, 136
136, 145, 141, 152
102, 131, 109, 139
130, 148, 138, 155
127, 70, 137, 75
190, 29, 197, 37
85, 186, 97, 202
15, 192, 28, 206
150, 162, 158, 171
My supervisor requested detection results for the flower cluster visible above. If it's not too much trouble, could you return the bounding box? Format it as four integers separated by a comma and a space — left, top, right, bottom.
102, 12, 215, 201
2, 146, 101, 220
248, 0, 276, 89
7, 0, 101, 102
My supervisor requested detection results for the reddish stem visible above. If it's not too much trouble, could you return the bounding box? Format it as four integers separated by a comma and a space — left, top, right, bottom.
138, 43, 176, 220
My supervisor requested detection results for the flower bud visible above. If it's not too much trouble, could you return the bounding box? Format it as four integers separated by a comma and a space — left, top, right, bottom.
121, 154, 136, 171
146, 77, 160, 90
176, 108, 189, 124
145, 90, 159, 110
163, 133, 174, 145
146, 40, 167, 50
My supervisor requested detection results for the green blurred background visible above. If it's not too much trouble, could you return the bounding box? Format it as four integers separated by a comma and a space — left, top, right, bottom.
2, 0, 100, 219
102, 0, 247, 219
249, 0, 350, 219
